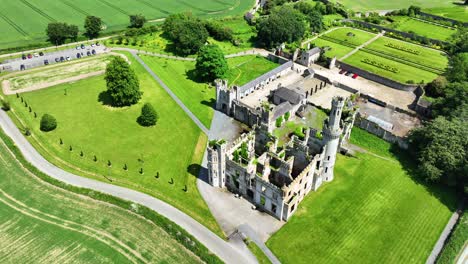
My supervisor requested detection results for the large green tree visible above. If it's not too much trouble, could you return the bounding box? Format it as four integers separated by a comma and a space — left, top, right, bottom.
257, 6, 306, 48
104, 57, 142, 107
84, 16, 103, 39
308, 10, 324, 33
129, 14, 146, 28
46, 22, 74, 45
409, 117, 467, 191
431, 82, 468, 118
162, 13, 208, 55
447, 52, 468, 82
195, 44, 228, 81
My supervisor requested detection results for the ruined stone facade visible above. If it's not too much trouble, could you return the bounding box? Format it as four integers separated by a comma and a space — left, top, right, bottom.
208, 97, 350, 221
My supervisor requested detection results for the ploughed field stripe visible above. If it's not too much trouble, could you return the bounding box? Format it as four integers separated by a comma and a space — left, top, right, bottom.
175, 0, 223, 13
135, 0, 170, 15
0, 11, 29, 36
61, 0, 91, 16
19, 0, 56, 22
96, 0, 130, 16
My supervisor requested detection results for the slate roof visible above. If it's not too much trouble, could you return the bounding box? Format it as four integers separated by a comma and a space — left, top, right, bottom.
306, 47, 321, 56
274, 87, 306, 105
238, 61, 293, 93
272, 101, 293, 120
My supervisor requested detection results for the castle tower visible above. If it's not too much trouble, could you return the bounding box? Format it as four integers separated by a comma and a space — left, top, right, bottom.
207, 140, 227, 188
321, 96, 345, 182
215, 79, 234, 115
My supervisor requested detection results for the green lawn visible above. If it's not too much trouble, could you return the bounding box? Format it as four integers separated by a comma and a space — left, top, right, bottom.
310, 37, 355, 59
140, 55, 278, 128
343, 50, 439, 84
267, 128, 456, 264
364, 36, 449, 72
424, 4, 468, 22
388, 16, 457, 41
0, 130, 202, 263
5, 51, 223, 237
247, 242, 272, 264
329, 0, 460, 11
323, 28, 376, 47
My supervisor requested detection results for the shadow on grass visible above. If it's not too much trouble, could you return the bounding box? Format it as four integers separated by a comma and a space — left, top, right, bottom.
98, 91, 114, 106
201, 98, 216, 109
389, 144, 458, 211
187, 163, 209, 184
185, 68, 206, 84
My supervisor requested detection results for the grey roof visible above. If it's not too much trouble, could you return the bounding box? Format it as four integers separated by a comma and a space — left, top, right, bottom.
274, 87, 306, 105
272, 101, 293, 120
367, 115, 393, 131
238, 61, 293, 93
306, 47, 321, 56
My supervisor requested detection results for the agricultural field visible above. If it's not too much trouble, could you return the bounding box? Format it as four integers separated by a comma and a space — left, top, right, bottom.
140, 55, 279, 128
4, 51, 223, 237
0, 131, 203, 263
329, 0, 461, 12
0, 0, 255, 50
386, 16, 457, 41
267, 128, 456, 264
424, 4, 468, 22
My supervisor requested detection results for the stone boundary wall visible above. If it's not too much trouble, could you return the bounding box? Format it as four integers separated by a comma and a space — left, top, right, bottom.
343, 19, 450, 46
355, 114, 409, 149
267, 54, 290, 64
335, 60, 418, 92
418, 12, 468, 27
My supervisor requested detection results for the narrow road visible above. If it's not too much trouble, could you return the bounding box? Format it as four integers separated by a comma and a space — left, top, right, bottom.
127, 50, 210, 134
340, 31, 384, 61
0, 109, 256, 264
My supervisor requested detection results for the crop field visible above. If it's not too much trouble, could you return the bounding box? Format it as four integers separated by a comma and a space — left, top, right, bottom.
329, 0, 459, 12
0, 0, 255, 50
141, 55, 279, 128
267, 128, 456, 264
387, 16, 457, 41
424, 4, 468, 22
4, 51, 223, 237
0, 132, 202, 263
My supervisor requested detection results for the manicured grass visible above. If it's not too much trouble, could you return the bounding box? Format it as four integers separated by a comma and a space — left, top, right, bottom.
424, 4, 468, 23
323, 28, 376, 47
0, 133, 202, 263
323, 14, 344, 27
388, 16, 457, 41
267, 129, 456, 264
343, 50, 438, 84
349, 127, 395, 159
364, 36, 449, 72
437, 211, 468, 264
310, 37, 354, 59
247, 242, 272, 264
140, 55, 278, 128
0, 0, 255, 50
329, 0, 459, 11
5, 51, 223, 237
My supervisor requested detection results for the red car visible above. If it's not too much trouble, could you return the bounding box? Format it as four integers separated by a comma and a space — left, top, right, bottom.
339, 69, 345, 74
27, 54, 32, 59
352, 73, 359, 79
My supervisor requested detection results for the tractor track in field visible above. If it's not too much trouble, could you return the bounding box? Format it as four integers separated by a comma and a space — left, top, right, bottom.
0, 189, 146, 264
0, 12, 28, 37
61, 0, 91, 16
96, 0, 130, 16
19, 0, 56, 22
135, 0, 170, 15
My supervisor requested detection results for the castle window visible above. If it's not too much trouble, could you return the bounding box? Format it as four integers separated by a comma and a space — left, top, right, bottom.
262, 186, 266, 193
325, 167, 328, 173
304, 183, 308, 190
327, 156, 330, 161
272, 204, 277, 214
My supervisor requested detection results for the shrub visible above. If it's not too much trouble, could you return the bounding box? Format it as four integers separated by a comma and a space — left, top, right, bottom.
1, 99, 11, 111
276, 116, 283, 127
284, 112, 291, 121
40, 114, 57, 132
137, 103, 158, 126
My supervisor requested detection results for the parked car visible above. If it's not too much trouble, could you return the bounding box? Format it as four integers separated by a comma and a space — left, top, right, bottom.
39, 51, 44, 56
76, 45, 81, 50
60, 56, 65, 62
339, 69, 345, 74
33, 52, 39, 57
76, 53, 81, 58
91, 49, 96, 55
95, 42, 100, 46
352, 73, 358, 79
91, 43, 95, 47
86, 51, 91, 56
27, 54, 32, 59
22, 54, 27, 60
345, 71, 353, 76
81, 44, 85, 49
44, 59, 49, 65
20, 64, 25, 71
55, 57, 60, 62
66, 56, 71, 61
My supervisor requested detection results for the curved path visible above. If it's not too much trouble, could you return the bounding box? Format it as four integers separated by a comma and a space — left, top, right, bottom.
0, 109, 256, 264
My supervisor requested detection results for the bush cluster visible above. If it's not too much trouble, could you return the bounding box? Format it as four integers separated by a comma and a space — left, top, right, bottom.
40, 114, 57, 132
385, 42, 420, 55
362, 58, 399, 73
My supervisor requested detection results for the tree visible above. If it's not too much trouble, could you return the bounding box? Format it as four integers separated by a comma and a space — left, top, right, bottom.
195, 44, 228, 81
431, 82, 468, 118
425, 76, 447, 98
162, 13, 192, 40
84, 16, 102, 39
204, 21, 233, 41
447, 53, 468, 82
137, 103, 158, 126
46, 22, 69, 45
257, 6, 306, 48
294, 1, 316, 15
129, 14, 146, 28
105, 56, 142, 106
449, 28, 468, 54
162, 13, 208, 55
67, 24, 79, 42
408, 117, 467, 191
308, 11, 324, 33
40, 114, 57, 132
